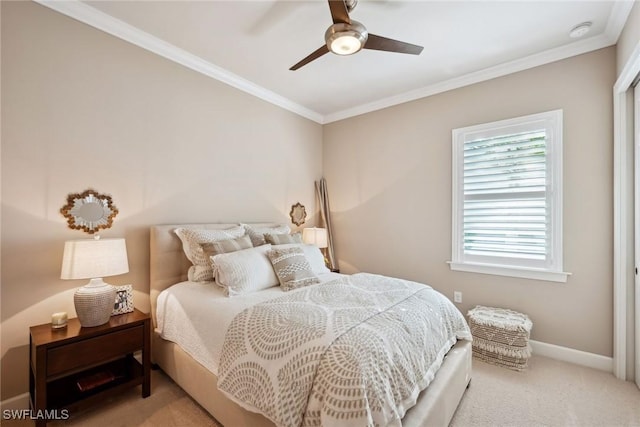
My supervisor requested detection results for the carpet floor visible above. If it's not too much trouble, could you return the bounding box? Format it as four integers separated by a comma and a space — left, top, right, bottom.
450, 355, 640, 426
5, 355, 639, 426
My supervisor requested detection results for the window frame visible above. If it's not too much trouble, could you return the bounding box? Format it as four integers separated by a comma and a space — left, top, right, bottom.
449, 109, 570, 282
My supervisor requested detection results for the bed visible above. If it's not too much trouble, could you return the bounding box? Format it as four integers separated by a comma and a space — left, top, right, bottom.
150, 223, 472, 427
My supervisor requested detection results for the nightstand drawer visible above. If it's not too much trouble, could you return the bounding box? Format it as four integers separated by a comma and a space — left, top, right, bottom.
48, 326, 144, 377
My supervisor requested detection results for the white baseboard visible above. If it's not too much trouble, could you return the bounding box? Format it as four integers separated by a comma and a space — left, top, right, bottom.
0, 392, 29, 411
530, 340, 613, 372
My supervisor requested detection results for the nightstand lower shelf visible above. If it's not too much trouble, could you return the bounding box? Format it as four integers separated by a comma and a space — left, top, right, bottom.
46, 356, 144, 412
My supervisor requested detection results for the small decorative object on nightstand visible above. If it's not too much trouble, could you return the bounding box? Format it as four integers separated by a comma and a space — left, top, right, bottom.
29, 309, 151, 426
61, 237, 129, 327
112, 284, 134, 315
51, 312, 67, 329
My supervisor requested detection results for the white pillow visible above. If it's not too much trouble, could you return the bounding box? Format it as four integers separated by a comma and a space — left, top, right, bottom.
175, 226, 246, 282
273, 243, 330, 275
211, 245, 279, 296
243, 224, 291, 246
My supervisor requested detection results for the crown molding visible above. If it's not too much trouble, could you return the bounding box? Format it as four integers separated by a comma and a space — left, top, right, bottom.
323, 1, 633, 123
605, 0, 636, 43
323, 31, 617, 123
33, 0, 324, 124
35, 0, 633, 126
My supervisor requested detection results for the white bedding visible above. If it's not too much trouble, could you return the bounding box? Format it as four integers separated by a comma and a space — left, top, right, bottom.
155, 273, 343, 376
216, 273, 472, 427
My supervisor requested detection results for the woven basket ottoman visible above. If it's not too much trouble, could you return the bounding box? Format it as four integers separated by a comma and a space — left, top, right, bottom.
468, 305, 532, 371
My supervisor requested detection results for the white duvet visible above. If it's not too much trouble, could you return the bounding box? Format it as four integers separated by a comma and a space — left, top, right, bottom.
155, 273, 343, 376
216, 273, 472, 427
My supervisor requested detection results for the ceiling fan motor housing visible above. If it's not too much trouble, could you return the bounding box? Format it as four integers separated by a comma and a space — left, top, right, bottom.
325, 21, 368, 55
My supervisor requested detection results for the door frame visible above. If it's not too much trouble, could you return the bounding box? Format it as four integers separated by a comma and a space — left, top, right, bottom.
614, 40, 640, 381
636, 83, 640, 388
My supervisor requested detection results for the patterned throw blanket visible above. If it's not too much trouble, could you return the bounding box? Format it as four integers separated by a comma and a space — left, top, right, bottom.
217, 273, 471, 427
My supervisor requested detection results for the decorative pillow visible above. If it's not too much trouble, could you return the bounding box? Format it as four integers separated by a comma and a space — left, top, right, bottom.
200, 235, 253, 259
273, 243, 330, 275
211, 245, 279, 296
267, 247, 320, 291
243, 224, 291, 246
175, 226, 246, 282
264, 232, 302, 245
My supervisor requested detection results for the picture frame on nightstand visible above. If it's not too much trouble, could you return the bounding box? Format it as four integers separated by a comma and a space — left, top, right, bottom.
112, 284, 134, 315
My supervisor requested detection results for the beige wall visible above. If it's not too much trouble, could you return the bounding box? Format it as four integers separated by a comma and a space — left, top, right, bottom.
324, 47, 616, 357
617, 1, 640, 75
0, 2, 322, 400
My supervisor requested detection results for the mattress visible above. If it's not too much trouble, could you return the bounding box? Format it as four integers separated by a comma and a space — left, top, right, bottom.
155, 272, 343, 376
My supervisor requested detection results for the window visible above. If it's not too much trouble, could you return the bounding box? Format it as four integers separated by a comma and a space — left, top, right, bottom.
449, 110, 569, 282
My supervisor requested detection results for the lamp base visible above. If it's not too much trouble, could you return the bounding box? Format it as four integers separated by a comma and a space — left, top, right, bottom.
74, 278, 116, 327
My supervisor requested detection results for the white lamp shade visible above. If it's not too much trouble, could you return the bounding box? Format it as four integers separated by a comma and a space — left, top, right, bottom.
302, 227, 328, 249
61, 238, 129, 280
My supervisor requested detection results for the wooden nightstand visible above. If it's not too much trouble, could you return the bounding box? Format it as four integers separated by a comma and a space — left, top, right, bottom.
29, 309, 151, 426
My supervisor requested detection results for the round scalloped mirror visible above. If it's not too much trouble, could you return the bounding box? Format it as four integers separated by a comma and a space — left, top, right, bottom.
289, 202, 307, 226
61, 189, 118, 234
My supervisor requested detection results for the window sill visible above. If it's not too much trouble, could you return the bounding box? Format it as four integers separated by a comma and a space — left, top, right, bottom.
447, 261, 571, 283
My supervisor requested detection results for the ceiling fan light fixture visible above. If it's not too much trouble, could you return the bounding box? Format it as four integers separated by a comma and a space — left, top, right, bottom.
325, 21, 368, 56
330, 34, 363, 55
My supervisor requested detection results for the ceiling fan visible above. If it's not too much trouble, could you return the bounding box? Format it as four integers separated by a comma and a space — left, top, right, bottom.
290, 0, 424, 71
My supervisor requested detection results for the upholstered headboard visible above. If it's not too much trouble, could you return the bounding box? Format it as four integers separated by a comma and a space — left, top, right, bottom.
149, 223, 280, 327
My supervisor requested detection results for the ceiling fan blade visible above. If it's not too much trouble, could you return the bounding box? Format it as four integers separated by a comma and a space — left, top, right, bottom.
364, 33, 424, 55
290, 45, 330, 70
328, 0, 351, 24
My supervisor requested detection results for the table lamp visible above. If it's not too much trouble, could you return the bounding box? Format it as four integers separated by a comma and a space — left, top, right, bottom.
302, 227, 328, 248
302, 227, 329, 266
61, 237, 129, 327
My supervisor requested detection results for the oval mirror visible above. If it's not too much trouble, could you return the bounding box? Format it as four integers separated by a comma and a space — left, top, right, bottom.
289, 202, 307, 226
61, 189, 118, 234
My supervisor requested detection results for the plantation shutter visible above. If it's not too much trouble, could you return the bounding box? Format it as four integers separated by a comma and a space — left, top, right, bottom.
451, 110, 566, 282
462, 130, 548, 263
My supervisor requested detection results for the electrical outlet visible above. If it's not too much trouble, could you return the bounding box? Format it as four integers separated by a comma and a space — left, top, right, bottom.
454, 291, 462, 304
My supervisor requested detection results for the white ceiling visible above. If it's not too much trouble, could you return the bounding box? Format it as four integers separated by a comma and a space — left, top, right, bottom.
39, 1, 633, 123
